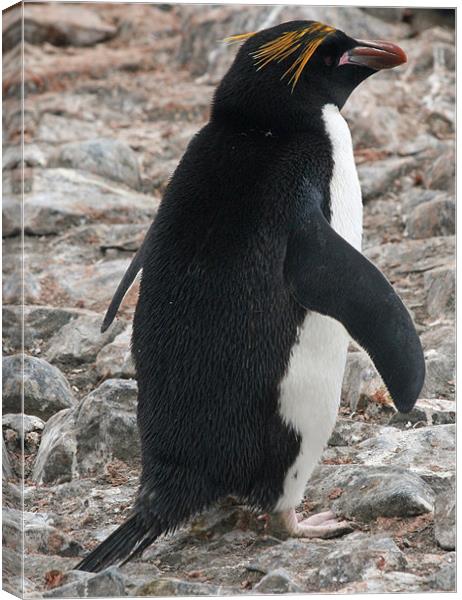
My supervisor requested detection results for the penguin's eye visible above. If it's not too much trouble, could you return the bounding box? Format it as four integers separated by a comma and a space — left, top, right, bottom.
324, 56, 335, 66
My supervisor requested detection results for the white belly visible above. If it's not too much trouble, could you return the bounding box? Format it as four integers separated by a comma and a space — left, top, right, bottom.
276, 104, 363, 511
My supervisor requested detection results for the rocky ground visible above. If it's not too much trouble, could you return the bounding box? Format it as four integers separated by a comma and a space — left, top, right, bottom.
2, 4, 455, 597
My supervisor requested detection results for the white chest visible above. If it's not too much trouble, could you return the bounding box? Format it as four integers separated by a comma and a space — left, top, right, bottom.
275, 104, 363, 511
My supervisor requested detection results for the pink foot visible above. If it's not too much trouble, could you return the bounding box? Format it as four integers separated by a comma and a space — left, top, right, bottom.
281, 508, 354, 539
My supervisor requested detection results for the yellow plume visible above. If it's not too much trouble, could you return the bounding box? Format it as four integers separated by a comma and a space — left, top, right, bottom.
225, 22, 335, 91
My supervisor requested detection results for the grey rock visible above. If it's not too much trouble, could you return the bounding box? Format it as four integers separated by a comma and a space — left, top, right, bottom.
46, 315, 125, 365
96, 327, 135, 379
253, 569, 302, 593
3, 305, 99, 349
406, 199, 455, 240
3, 4, 117, 51
251, 533, 406, 590
401, 187, 447, 214
3, 414, 45, 457
3, 508, 80, 557
3, 271, 42, 304
51, 223, 146, 255
44, 567, 127, 598
2, 355, 75, 420
3, 413, 45, 434
365, 236, 454, 279
388, 408, 428, 429
32, 379, 140, 484
420, 398, 456, 426
136, 577, 233, 596
2, 168, 158, 236
37, 258, 138, 313
358, 157, 416, 202
434, 481, 455, 550
424, 265, 455, 319
389, 398, 455, 428
305, 465, 434, 521
421, 348, 455, 400
50, 138, 141, 190
36, 113, 105, 144
341, 351, 383, 412
2, 143, 47, 170
317, 534, 407, 588
31, 409, 76, 484
355, 424, 455, 478
421, 324, 455, 355
328, 418, 380, 447
420, 325, 455, 402
429, 556, 456, 591
337, 571, 427, 593
425, 146, 455, 191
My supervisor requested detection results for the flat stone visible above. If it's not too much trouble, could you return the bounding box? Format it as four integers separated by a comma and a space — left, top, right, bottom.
49, 138, 141, 190
305, 464, 434, 521
389, 398, 455, 428
3, 508, 80, 557
3, 271, 42, 304
428, 555, 455, 591
2, 355, 75, 420
424, 265, 455, 319
405, 199, 455, 239
2, 168, 158, 236
250, 533, 406, 590
401, 188, 447, 214
434, 481, 455, 550
36, 113, 105, 144
3, 4, 117, 51
3, 305, 100, 349
32, 379, 140, 484
2, 143, 47, 170
37, 258, 139, 314
419, 398, 456, 426
3, 414, 45, 435
365, 237, 454, 279
328, 418, 380, 447
317, 534, 406, 589
425, 145, 455, 191
355, 424, 455, 478
44, 567, 127, 598
358, 157, 416, 202
96, 327, 135, 379
136, 577, 233, 596
421, 348, 455, 400
31, 409, 76, 485
337, 571, 427, 593
253, 569, 302, 593
46, 315, 125, 365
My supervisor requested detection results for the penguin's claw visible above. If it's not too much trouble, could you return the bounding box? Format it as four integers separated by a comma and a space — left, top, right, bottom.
281, 508, 354, 539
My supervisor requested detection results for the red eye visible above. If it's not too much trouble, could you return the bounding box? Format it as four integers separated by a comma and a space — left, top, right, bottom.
324, 56, 334, 66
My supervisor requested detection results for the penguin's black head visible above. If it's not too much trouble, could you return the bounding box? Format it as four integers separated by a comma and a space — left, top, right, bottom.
212, 20, 406, 131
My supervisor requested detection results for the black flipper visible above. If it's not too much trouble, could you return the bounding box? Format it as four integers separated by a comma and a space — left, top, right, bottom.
75, 513, 161, 573
284, 207, 425, 413
100, 226, 153, 333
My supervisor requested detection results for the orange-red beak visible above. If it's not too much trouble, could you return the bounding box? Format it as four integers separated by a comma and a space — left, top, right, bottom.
339, 40, 407, 70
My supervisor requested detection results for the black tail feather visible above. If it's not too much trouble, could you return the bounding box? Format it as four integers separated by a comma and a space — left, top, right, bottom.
75, 513, 161, 573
